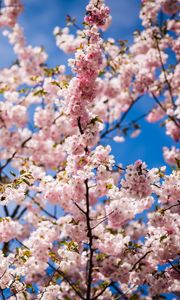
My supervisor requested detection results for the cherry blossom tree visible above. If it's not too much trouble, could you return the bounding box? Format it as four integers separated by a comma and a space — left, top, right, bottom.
0, 0, 180, 299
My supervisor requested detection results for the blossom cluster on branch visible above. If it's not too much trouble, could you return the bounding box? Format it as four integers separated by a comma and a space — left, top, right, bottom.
0, 0, 179, 299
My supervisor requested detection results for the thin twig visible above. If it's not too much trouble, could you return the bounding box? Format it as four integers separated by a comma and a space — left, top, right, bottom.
15, 238, 85, 299
153, 34, 175, 109
11, 205, 20, 218
15, 207, 27, 220
92, 283, 111, 300
85, 179, 94, 300
73, 200, 86, 215
161, 200, 180, 213
151, 92, 180, 128
4, 205, 9, 216
0, 136, 32, 172
130, 251, 152, 272
168, 260, 180, 275
100, 96, 141, 139
48, 263, 85, 300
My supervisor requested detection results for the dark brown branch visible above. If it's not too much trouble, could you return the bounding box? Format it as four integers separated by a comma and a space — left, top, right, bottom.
74, 117, 95, 298
154, 34, 175, 109
92, 281, 128, 300
27, 195, 57, 220
85, 179, 94, 300
111, 282, 128, 300
15, 238, 85, 299
73, 200, 86, 215
161, 200, 180, 213
0, 151, 17, 172
168, 260, 180, 275
92, 283, 111, 300
128, 110, 152, 125
48, 263, 85, 300
4, 205, 9, 216
151, 92, 166, 112
37, 267, 60, 300
100, 96, 141, 139
78, 117, 88, 153
11, 205, 20, 218
114, 164, 126, 171
78, 116, 84, 134
130, 251, 152, 272
151, 93, 180, 128
119, 96, 141, 124
15, 207, 27, 220
91, 211, 114, 230
0, 136, 32, 172
2, 241, 10, 256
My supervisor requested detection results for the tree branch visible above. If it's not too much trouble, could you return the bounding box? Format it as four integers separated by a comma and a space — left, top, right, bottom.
100, 96, 141, 139
153, 34, 175, 109
0, 136, 32, 172
85, 179, 94, 300
161, 200, 180, 213
151, 92, 180, 128
48, 263, 85, 300
168, 260, 180, 275
130, 251, 152, 272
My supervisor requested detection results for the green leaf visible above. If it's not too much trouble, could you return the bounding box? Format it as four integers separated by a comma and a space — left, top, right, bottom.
20, 169, 26, 175
59, 241, 69, 246
99, 281, 109, 288
22, 178, 31, 186
98, 70, 105, 77
90, 116, 103, 125
69, 218, 79, 225
0, 88, 7, 94
96, 253, 107, 261
160, 235, 167, 242
51, 81, 61, 88
130, 294, 139, 300
33, 89, 47, 97
106, 183, 113, 189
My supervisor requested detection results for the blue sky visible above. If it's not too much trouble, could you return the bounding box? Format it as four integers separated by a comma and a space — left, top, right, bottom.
0, 0, 177, 169
1, 0, 141, 66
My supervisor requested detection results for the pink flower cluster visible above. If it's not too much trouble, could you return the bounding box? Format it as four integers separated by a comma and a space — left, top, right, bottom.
65, 28, 104, 126
84, 0, 111, 30
0, 0, 179, 299
0, 217, 22, 243
0, 0, 23, 27
121, 160, 154, 199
